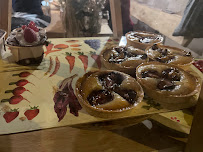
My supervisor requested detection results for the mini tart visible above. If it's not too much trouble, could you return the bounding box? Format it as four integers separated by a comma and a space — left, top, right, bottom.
136, 62, 201, 109
126, 31, 163, 50
101, 46, 149, 76
146, 44, 194, 69
76, 70, 144, 118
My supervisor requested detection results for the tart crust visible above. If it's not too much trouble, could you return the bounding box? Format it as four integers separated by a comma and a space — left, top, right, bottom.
101, 46, 149, 76
76, 70, 144, 118
136, 62, 201, 109
146, 44, 194, 69
126, 31, 163, 50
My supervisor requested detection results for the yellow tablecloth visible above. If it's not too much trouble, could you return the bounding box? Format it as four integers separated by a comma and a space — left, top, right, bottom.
0, 37, 202, 135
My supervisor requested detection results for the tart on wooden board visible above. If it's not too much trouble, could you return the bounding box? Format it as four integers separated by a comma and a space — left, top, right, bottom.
136, 62, 201, 109
101, 46, 149, 76
126, 31, 163, 50
76, 70, 144, 118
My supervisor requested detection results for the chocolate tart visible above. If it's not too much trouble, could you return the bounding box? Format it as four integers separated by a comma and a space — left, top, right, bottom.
101, 46, 149, 76
76, 70, 144, 118
136, 62, 201, 109
146, 44, 194, 69
126, 31, 163, 50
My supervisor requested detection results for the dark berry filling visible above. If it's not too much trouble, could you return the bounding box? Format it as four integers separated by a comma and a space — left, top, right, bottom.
108, 46, 147, 63
132, 34, 155, 43
115, 89, 137, 104
140, 54, 148, 59
133, 34, 143, 39
159, 49, 168, 56
141, 70, 160, 78
96, 72, 138, 105
161, 68, 181, 81
157, 80, 175, 90
185, 52, 191, 57
152, 44, 158, 50
151, 45, 176, 63
87, 90, 114, 106
155, 55, 175, 63
98, 72, 124, 90
141, 68, 181, 91
114, 46, 127, 53
108, 47, 127, 63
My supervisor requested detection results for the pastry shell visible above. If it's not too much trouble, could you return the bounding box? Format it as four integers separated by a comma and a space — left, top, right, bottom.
75, 70, 144, 118
146, 44, 194, 70
100, 46, 149, 76
136, 62, 201, 110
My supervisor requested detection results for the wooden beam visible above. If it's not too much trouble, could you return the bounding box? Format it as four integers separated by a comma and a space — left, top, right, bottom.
109, 0, 123, 38
185, 82, 203, 152
0, 0, 12, 37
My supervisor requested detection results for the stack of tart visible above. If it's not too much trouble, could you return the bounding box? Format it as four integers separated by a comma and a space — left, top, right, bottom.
75, 31, 200, 118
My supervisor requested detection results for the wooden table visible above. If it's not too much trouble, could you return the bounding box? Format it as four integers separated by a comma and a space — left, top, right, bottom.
0, 120, 187, 152
0, 37, 202, 152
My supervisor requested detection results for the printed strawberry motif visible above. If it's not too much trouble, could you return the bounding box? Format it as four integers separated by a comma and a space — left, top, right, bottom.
23, 27, 37, 43
3, 109, 19, 123
24, 106, 39, 120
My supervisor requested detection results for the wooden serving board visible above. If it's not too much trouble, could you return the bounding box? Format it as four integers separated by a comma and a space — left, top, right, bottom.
0, 37, 201, 135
